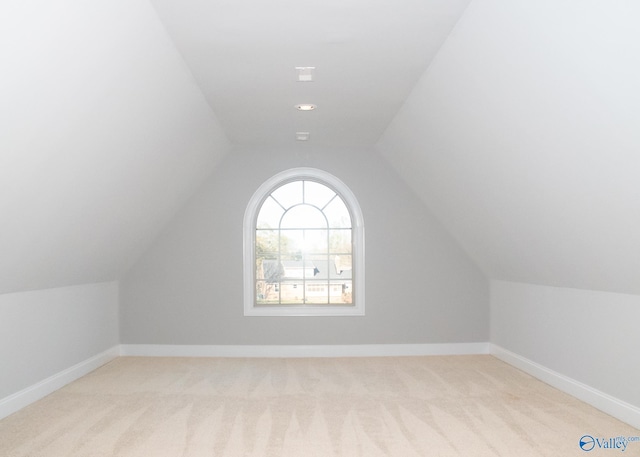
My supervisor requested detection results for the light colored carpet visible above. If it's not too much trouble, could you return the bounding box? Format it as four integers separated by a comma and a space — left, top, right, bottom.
0, 355, 637, 456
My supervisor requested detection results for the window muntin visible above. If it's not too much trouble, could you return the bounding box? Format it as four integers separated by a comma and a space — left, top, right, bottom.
244, 168, 364, 316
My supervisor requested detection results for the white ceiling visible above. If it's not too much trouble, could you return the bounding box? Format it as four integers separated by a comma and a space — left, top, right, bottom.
0, 0, 471, 295
3, 0, 639, 297
378, 0, 640, 295
149, 0, 472, 147
0, 0, 229, 294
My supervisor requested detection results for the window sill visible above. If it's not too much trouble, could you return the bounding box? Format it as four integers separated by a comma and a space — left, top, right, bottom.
244, 304, 365, 317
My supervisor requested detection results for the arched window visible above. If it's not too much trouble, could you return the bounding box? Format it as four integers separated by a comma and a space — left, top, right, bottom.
244, 168, 364, 316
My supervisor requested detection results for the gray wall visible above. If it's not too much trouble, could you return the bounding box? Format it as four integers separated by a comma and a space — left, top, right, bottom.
491, 280, 640, 408
120, 146, 489, 345
0, 282, 119, 399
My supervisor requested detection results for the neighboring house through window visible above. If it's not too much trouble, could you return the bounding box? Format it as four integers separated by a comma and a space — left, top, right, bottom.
243, 168, 364, 316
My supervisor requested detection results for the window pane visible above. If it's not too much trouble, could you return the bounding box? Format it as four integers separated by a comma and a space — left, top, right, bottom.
271, 181, 302, 210
329, 229, 352, 254
256, 280, 280, 305
258, 259, 284, 283
306, 253, 330, 279
280, 230, 304, 259
256, 280, 267, 303
280, 281, 304, 304
330, 281, 352, 304
302, 229, 328, 253
304, 259, 321, 280
257, 196, 284, 229
256, 229, 279, 258
332, 255, 352, 279
305, 281, 329, 304
280, 205, 326, 229
276, 230, 295, 258
324, 195, 351, 228
281, 259, 306, 279
304, 181, 336, 209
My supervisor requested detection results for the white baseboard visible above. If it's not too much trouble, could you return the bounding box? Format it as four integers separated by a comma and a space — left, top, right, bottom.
490, 344, 640, 429
7, 343, 636, 430
120, 342, 490, 358
0, 346, 119, 420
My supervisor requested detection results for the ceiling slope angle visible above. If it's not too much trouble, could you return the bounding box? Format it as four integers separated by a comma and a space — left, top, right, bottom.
0, 0, 230, 295
149, 0, 472, 147
377, 0, 640, 296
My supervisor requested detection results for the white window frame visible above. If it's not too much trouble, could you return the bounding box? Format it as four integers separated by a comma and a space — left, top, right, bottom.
243, 168, 365, 316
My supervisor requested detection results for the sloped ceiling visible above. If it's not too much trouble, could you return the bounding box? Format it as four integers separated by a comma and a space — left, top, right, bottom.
1, 0, 472, 295
148, 0, 472, 147
378, 0, 640, 295
0, 0, 229, 294
4, 0, 638, 297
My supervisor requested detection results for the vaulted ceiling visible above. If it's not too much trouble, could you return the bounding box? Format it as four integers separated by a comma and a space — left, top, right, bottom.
2, 0, 639, 296
149, 0, 471, 147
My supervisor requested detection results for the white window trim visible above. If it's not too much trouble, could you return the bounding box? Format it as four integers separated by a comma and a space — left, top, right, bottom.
243, 168, 365, 316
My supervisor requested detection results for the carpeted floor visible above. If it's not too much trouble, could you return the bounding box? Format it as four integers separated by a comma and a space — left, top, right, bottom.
0, 355, 638, 456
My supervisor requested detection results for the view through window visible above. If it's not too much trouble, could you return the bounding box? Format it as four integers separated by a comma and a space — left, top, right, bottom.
255, 179, 353, 306
244, 168, 364, 316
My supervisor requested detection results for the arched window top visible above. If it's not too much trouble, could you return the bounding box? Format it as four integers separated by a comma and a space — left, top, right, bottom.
279, 204, 327, 230
244, 168, 364, 316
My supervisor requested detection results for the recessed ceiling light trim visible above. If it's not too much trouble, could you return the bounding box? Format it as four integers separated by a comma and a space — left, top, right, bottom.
295, 103, 317, 111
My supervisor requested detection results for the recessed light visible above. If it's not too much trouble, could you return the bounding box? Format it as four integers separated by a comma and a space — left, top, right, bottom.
296, 132, 310, 141
295, 103, 316, 111
295, 66, 315, 82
